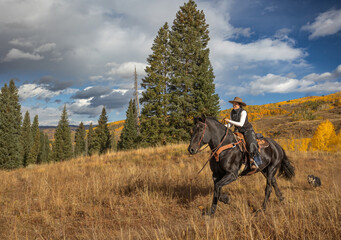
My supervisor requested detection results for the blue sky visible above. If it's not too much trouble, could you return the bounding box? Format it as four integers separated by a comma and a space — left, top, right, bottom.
0, 0, 340, 125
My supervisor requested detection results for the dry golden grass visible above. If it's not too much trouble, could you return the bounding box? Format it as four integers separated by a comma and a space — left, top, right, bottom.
0, 144, 340, 239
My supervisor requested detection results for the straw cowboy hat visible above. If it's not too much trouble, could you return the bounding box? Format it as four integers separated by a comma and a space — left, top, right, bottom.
229, 97, 247, 107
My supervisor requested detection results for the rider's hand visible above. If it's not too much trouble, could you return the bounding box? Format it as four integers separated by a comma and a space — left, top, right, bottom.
225, 118, 230, 123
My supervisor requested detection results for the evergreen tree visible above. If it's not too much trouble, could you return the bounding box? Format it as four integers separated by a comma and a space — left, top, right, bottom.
37, 131, 45, 164
28, 115, 40, 165
140, 22, 171, 145
118, 99, 138, 150
44, 133, 51, 162
74, 122, 86, 157
0, 80, 23, 169
168, 0, 219, 141
21, 111, 32, 167
37, 131, 50, 164
87, 122, 98, 156
52, 105, 73, 161
95, 107, 111, 154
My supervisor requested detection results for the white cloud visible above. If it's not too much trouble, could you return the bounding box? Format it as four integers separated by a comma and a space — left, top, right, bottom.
250, 74, 301, 94
18, 84, 60, 100
211, 38, 305, 71
18, 83, 77, 100
199, 0, 250, 39
89, 75, 104, 81
3, 48, 44, 62
9, 38, 33, 47
303, 64, 341, 81
34, 43, 56, 53
107, 62, 147, 78
227, 65, 341, 95
302, 9, 341, 39
67, 98, 103, 117
21, 106, 62, 126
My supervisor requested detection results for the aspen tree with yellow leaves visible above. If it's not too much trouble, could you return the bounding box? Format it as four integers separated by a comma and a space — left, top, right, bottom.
311, 119, 337, 151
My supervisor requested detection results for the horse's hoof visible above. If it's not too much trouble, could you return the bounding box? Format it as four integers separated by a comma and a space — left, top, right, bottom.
219, 193, 230, 204
201, 207, 215, 216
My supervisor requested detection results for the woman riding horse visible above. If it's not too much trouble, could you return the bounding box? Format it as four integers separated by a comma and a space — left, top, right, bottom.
188, 115, 295, 215
224, 97, 262, 169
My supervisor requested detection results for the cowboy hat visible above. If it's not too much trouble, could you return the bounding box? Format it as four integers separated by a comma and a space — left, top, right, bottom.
229, 97, 247, 107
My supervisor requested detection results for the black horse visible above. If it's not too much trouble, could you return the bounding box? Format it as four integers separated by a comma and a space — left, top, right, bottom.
188, 115, 295, 215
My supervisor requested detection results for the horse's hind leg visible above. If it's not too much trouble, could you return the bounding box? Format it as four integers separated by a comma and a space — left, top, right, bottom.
262, 167, 277, 210
271, 177, 284, 202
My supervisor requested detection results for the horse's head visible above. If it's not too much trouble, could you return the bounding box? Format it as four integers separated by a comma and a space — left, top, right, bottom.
188, 115, 210, 155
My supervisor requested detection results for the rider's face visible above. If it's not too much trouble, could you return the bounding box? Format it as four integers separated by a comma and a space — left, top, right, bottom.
233, 103, 240, 110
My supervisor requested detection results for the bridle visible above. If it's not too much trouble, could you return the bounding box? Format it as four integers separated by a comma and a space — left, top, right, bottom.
196, 120, 228, 154
196, 121, 207, 150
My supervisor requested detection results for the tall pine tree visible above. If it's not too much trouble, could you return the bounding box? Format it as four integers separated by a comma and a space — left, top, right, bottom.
118, 99, 138, 150
140, 22, 171, 145
95, 107, 111, 154
168, 0, 219, 141
0, 80, 23, 169
87, 122, 98, 156
28, 115, 40, 165
21, 111, 32, 167
38, 131, 50, 164
52, 105, 73, 161
74, 122, 86, 157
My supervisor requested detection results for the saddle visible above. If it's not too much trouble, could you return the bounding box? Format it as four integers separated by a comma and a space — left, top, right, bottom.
234, 132, 270, 153
213, 132, 269, 162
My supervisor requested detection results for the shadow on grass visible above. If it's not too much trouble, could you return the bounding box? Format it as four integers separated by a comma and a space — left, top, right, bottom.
119, 179, 212, 207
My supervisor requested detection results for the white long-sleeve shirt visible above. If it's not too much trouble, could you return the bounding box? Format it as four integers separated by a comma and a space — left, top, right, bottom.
226, 110, 247, 128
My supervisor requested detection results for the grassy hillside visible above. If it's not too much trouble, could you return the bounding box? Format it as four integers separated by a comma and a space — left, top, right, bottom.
0, 144, 340, 239
219, 92, 341, 139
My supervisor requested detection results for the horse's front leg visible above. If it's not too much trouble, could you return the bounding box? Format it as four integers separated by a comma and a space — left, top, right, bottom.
207, 172, 237, 216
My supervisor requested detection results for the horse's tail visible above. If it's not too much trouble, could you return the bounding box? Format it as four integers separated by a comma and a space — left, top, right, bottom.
278, 150, 295, 180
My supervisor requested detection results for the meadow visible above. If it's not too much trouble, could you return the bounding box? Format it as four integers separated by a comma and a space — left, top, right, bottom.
0, 144, 340, 239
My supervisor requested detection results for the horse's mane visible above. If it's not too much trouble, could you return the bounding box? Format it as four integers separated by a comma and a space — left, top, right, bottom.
206, 116, 225, 126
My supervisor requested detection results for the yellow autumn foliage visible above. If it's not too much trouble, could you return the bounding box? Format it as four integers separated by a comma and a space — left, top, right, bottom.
276, 138, 311, 152
311, 119, 337, 151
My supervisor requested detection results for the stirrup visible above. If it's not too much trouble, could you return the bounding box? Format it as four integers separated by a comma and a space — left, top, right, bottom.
247, 164, 258, 175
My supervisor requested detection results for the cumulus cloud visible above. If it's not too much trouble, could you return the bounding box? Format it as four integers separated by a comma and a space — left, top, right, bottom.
18, 84, 60, 100
3, 48, 44, 62
107, 62, 147, 79
226, 65, 341, 95
9, 38, 33, 47
19, 82, 77, 101
211, 38, 304, 71
34, 43, 56, 53
68, 88, 133, 117
89, 75, 104, 81
302, 9, 341, 39
21, 106, 63, 126
68, 99, 103, 117
302, 64, 341, 81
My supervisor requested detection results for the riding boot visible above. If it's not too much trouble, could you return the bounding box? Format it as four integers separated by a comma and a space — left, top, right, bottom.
253, 153, 262, 168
